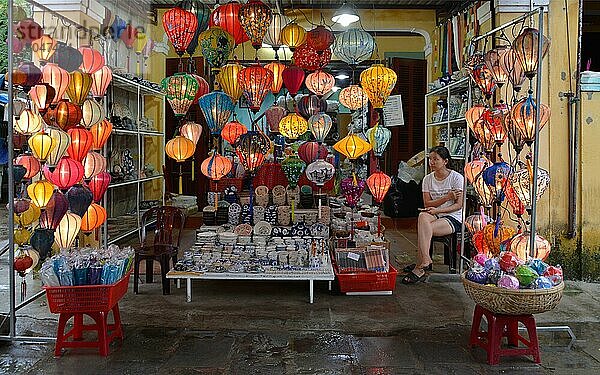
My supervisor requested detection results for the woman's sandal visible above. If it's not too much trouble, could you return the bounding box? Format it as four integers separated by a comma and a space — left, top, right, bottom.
403, 263, 433, 273
401, 271, 428, 284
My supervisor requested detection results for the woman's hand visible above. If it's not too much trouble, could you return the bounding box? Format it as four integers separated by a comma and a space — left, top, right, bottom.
426, 207, 440, 215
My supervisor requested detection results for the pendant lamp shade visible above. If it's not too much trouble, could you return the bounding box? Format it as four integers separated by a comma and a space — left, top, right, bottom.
221, 120, 248, 145
263, 12, 290, 58
66, 184, 93, 217
333, 133, 372, 159
360, 64, 397, 109
513, 27, 550, 79
464, 158, 491, 184
80, 98, 105, 128
235, 132, 269, 173
501, 48, 526, 92
32, 34, 57, 63
88, 172, 111, 203
179, 0, 211, 56
43, 157, 84, 190
307, 26, 335, 54
29, 83, 56, 114
484, 46, 510, 87
66, 126, 94, 162
209, 1, 249, 45
238, 62, 274, 113
78, 46, 105, 74
29, 131, 57, 162
218, 62, 244, 103
279, 113, 309, 139
45, 99, 83, 130
41, 63, 70, 106
308, 113, 332, 143
509, 232, 551, 262
27, 179, 55, 209
509, 166, 550, 209
511, 94, 551, 145
282, 65, 305, 96
333, 28, 375, 66
198, 91, 235, 135
199, 26, 236, 69
15, 109, 43, 135
305, 70, 335, 96
366, 171, 392, 204
190, 74, 210, 104
54, 42, 84, 73
39, 191, 69, 230
281, 21, 306, 51
201, 151, 232, 181
82, 151, 107, 180
366, 123, 392, 157
298, 141, 328, 164
281, 155, 306, 188
162, 7, 198, 56
90, 65, 113, 98
161, 73, 199, 117
265, 105, 287, 133
90, 119, 113, 150
166, 136, 195, 162
239, 0, 272, 50
180, 121, 203, 145
65, 70, 92, 105
338, 85, 368, 111
470, 64, 497, 99
293, 43, 332, 71
46, 127, 71, 167
54, 212, 81, 249
81, 203, 107, 233
265, 61, 286, 94
305, 159, 335, 187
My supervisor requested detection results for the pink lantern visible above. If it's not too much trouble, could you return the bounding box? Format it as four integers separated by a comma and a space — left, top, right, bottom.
265, 105, 287, 133
341, 176, 366, 208
43, 157, 84, 191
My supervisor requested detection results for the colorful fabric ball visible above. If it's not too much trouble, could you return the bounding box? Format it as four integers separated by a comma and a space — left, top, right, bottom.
473, 253, 488, 266
483, 258, 500, 272
497, 274, 520, 290
487, 269, 505, 285
514, 265, 539, 287
466, 264, 488, 284
499, 251, 520, 273
531, 276, 554, 289
527, 258, 549, 275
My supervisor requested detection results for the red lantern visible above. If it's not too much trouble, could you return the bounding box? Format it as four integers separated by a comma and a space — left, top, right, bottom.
15, 153, 41, 179
200, 151, 233, 181
504, 179, 526, 217
282, 65, 305, 96
44, 99, 82, 130
306, 26, 335, 54
238, 62, 274, 113
366, 171, 392, 204
162, 7, 199, 56
66, 126, 94, 162
298, 141, 328, 164
88, 172, 111, 202
239, 0, 272, 50
14, 254, 34, 277
43, 157, 84, 190
483, 104, 507, 145
191, 74, 210, 104
305, 70, 335, 96
265, 105, 287, 132
90, 65, 113, 98
41, 63, 70, 106
470, 64, 496, 99
90, 119, 113, 150
209, 1, 249, 46
221, 120, 248, 145
78, 46, 105, 74
29, 83, 56, 114
293, 43, 332, 71
120, 24, 138, 49
265, 62, 286, 94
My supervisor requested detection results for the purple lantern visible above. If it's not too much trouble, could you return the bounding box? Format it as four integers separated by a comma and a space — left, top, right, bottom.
341, 176, 366, 208
40, 190, 69, 229
66, 183, 93, 217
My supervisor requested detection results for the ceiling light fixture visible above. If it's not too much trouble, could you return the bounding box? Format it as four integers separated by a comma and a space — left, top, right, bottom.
332, 1, 360, 27
335, 74, 349, 80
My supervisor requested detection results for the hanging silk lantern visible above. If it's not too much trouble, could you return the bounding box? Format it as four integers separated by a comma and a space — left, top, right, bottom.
482, 161, 512, 203
307, 26, 335, 54
162, 7, 198, 56
32, 34, 57, 63
472, 175, 495, 207
265, 105, 287, 133
133, 32, 148, 55
503, 113, 526, 154
44, 99, 82, 130
54, 212, 81, 249
43, 157, 84, 190
190, 74, 210, 104
180, 121, 203, 145
45, 127, 71, 167
15, 154, 41, 180
161, 73, 199, 117
27, 180, 55, 209
281, 21, 306, 51
341, 177, 366, 208
90, 119, 112, 150
466, 105, 495, 152
305, 159, 335, 187
90, 65, 113, 98
366, 123, 392, 157
511, 94, 551, 146
239, 0, 272, 50
82, 151, 106, 180
201, 151, 232, 181
218, 62, 244, 103
54, 42, 83, 73
14, 62, 42, 91
28, 131, 56, 162
298, 95, 327, 119
333, 28, 375, 66
466, 104, 486, 134
15, 203, 41, 227
238, 62, 274, 113
120, 24, 137, 49
80, 98, 104, 128
80, 203, 107, 233
305, 70, 335, 96
293, 43, 332, 71
235, 132, 269, 173
198, 91, 235, 135
509, 232, 551, 261
470, 64, 496, 99
334, 133, 372, 159
360, 64, 397, 109
509, 166, 550, 209
13, 166, 27, 185
464, 157, 491, 184
65, 70, 92, 105
483, 223, 516, 257
199, 26, 236, 69
465, 214, 491, 234
31, 229, 55, 260
13, 199, 30, 215
263, 11, 289, 59
29, 84, 55, 114
281, 155, 306, 188
339, 85, 368, 111
166, 136, 195, 162
483, 104, 507, 145
501, 48, 526, 92
513, 27, 550, 79
40, 191, 68, 230
209, 1, 248, 45
88, 172, 111, 203
265, 61, 286, 94
15, 109, 43, 135
504, 179, 526, 217
221, 120, 248, 145
367, 171, 392, 204
66, 184, 93, 217
282, 65, 305, 96
41, 63, 70, 106
78, 46, 105, 74
14, 228, 32, 246
484, 46, 509, 87
16, 18, 43, 44
180, 0, 211, 56
279, 113, 308, 140
66, 127, 93, 162
308, 113, 332, 143
298, 141, 328, 164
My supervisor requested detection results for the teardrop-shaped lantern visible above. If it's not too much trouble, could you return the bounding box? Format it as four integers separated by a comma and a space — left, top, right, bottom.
166, 136, 195, 162
360, 64, 397, 109
513, 27, 550, 79
78, 46, 105, 74
82, 151, 106, 180
218, 62, 244, 103
366, 123, 392, 157
238, 61, 274, 113
482, 161, 512, 202
298, 95, 327, 119
504, 179, 526, 217
44, 99, 83, 130
66, 126, 94, 162
334, 133, 372, 159
235, 132, 269, 173
15, 153, 41, 179
209, 1, 249, 45
46, 127, 71, 167
281, 21, 306, 51
90, 65, 113, 98
80, 98, 104, 128
279, 113, 309, 140
32, 34, 57, 63
341, 176, 366, 208
338, 85, 368, 111
54, 212, 82, 249
181, 0, 211, 56
464, 158, 491, 184
473, 174, 495, 208
43, 157, 84, 191
200, 151, 232, 181
305, 70, 335, 96
198, 91, 235, 135
40, 190, 69, 230
180, 121, 203, 145
29, 131, 57, 162
239, 0, 272, 50
15, 109, 43, 135
80, 203, 107, 233
307, 25, 335, 54
54, 42, 83, 73
29, 83, 56, 114
199, 26, 236, 69
503, 114, 526, 154
305, 159, 335, 187
66, 184, 93, 217
65, 70, 92, 105
90, 119, 112, 150
161, 73, 199, 117
511, 94, 551, 146
265, 105, 287, 133
263, 11, 289, 58
30, 229, 55, 260
88, 172, 111, 203
163, 7, 199, 56
190, 74, 210, 105
282, 65, 305, 96
281, 155, 306, 188
221, 120, 248, 145
509, 166, 550, 209
366, 171, 392, 204
120, 24, 138, 49
27, 179, 55, 209
333, 28, 375, 66
484, 46, 509, 88
265, 61, 286, 94
470, 64, 497, 99
308, 113, 332, 143
501, 48, 526, 92
41, 63, 70, 106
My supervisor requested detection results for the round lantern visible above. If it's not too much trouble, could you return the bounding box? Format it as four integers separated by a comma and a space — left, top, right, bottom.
509, 232, 551, 261
88, 172, 111, 203
338, 85, 368, 111
511, 94, 551, 145
307, 26, 335, 54
464, 158, 491, 184
235, 132, 268, 173
466, 105, 495, 152
209, 1, 248, 45
503, 114, 526, 154
483, 223, 515, 257
32, 34, 58, 63
341, 177, 366, 208
43, 157, 84, 190
265, 61, 286, 94
265, 105, 287, 133
66, 126, 94, 162
66, 184, 93, 217
366, 123, 392, 157
90, 65, 113, 98
367, 171, 392, 204
54, 42, 84, 73
78, 46, 105, 74
65, 70, 92, 105
190, 74, 210, 104
180, 121, 203, 145
90, 119, 112, 150
40, 191, 69, 230
470, 64, 496, 99
305, 70, 335, 96
15, 154, 41, 180
166, 136, 195, 162
298, 95, 327, 118
198, 91, 235, 135
360, 64, 397, 109
46, 127, 71, 167
221, 120, 248, 145
15, 109, 43, 135
218, 62, 244, 103
81, 203, 107, 233
80, 98, 104, 128
509, 166, 550, 209
281, 21, 306, 51
162, 7, 198, 56
513, 27, 550, 79
308, 113, 332, 143
180, 0, 211, 56
279, 113, 309, 140
239, 0, 272, 50
333, 133, 372, 159
473, 175, 495, 207
501, 48, 526, 92
298, 141, 328, 164
282, 65, 305, 96
29, 83, 56, 114
305, 159, 335, 187
45, 99, 83, 130
200, 151, 232, 181
281, 155, 306, 188
238, 62, 274, 113
28, 131, 57, 162
484, 46, 509, 87
293, 43, 332, 71
161, 73, 199, 117
464, 214, 491, 234
333, 28, 375, 66
54, 212, 82, 249
27, 179, 55, 209
263, 11, 290, 58
14, 62, 42, 91
82, 151, 107, 180
16, 18, 43, 43
41, 63, 70, 106
199, 26, 236, 69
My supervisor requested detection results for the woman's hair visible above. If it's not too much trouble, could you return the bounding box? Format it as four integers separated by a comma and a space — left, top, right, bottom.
429, 145, 453, 170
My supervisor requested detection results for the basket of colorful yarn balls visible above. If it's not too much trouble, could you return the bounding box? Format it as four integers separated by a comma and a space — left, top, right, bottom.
461, 252, 565, 315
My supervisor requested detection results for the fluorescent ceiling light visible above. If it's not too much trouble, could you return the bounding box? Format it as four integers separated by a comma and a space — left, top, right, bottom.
332, 2, 360, 27
335, 74, 349, 80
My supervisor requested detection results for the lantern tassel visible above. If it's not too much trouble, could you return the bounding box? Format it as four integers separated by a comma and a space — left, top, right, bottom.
318, 188, 322, 220
291, 196, 295, 223
192, 160, 195, 181
178, 165, 183, 194
377, 207, 381, 238
21, 278, 27, 302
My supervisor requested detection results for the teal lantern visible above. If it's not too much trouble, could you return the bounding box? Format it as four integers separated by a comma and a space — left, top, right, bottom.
281, 155, 306, 189
198, 91, 234, 135
199, 26, 235, 70
332, 28, 375, 66
161, 73, 199, 117
366, 123, 392, 157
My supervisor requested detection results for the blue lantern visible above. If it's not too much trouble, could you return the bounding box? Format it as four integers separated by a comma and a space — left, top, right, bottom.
181, 0, 211, 56
482, 162, 512, 203
198, 91, 234, 135
366, 123, 392, 157
332, 28, 375, 66
109, 16, 127, 42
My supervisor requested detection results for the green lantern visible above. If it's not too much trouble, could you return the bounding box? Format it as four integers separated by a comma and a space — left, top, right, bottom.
281, 155, 306, 189
161, 73, 199, 117
199, 26, 236, 70
366, 123, 392, 157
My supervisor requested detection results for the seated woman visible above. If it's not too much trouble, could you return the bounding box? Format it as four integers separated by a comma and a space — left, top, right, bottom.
402, 146, 464, 284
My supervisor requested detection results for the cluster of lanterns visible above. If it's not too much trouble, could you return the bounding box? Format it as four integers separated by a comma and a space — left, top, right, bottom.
11, 14, 114, 293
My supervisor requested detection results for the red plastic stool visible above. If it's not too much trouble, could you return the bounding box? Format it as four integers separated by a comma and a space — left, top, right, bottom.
469, 304, 541, 365
54, 304, 123, 357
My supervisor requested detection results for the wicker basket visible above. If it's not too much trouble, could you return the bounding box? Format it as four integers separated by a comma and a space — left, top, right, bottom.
461, 273, 564, 315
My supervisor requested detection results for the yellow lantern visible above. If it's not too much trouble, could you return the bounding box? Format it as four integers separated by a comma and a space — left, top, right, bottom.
166, 136, 195, 162
14, 228, 32, 245
333, 133, 372, 159
31, 34, 57, 63
15, 203, 41, 227
83, 151, 107, 180
134, 32, 148, 55
65, 70, 92, 105
279, 113, 308, 139
15, 109, 43, 135
217, 63, 243, 103
27, 179, 55, 209
28, 131, 57, 162
54, 212, 82, 249
46, 127, 71, 167
265, 61, 286, 94
180, 121, 203, 145
359, 64, 397, 109
281, 21, 306, 51
80, 98, 105, 128
81, 203, 107, 233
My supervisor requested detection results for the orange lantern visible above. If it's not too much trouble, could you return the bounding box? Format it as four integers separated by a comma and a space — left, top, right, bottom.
82, 151, 107, 180
90, 65, 113, 98
221, 120, 248, 145
31, 34, 57, 63
333, 133, 372, 159
180, 121, 203, 145
200, 151, 232, 181
470, 64, 496, 99
78, 46, 105, 74
29, 83, 56, 114
338, 85, 368, 111
166, 136, 195, 162
44, 99, 82, 130
66, 126, 94, 162
366, 170, 392, 204
15, 154, 41, 179
41, 63, 70, 106
81, 203, 107, 233
305, 70, 335, 96
464, 157, 490, 184
482, 222, 515, 257
90, 119, 113, 150
28, 131, 57, 162
466, 105, 494, 152
472, 230, 492, 257
238, 62, 274, 113
265, 61, 286, 94
65, 70, 92, 105
509, 232, 551, 261
511, 94, 551, 146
